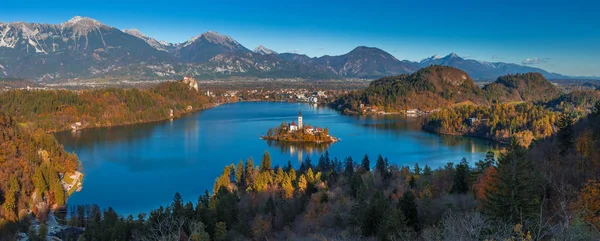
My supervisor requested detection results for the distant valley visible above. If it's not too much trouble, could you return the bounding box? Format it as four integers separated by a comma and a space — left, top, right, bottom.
0, 16, 589, 84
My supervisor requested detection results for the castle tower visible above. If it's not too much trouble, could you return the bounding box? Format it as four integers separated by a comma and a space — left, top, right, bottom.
298, 110, 303, 129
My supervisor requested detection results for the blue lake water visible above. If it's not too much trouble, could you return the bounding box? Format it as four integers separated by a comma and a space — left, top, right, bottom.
55, 102, 500, 215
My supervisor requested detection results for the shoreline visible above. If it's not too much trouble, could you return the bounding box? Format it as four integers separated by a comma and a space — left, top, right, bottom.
421, 127, 509, 145
50, 102, 228, 134
260, 136, 339, 144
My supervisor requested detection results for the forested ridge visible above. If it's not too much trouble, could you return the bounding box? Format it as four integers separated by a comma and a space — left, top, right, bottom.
0, 112, 79, 233
482, 72, 561, 103
333, 67, 566, 114
423, 103, 558, 146
40, 106, 600, 241
0, 81, 213, 132
334, 65, 484, 112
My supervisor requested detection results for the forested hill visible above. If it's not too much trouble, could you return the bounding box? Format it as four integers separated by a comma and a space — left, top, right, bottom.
0, 81, 213, 132
483, 72, 562, 103
334, 68, 564, 114
333, 65, 485, 113
0, 112, 79, 225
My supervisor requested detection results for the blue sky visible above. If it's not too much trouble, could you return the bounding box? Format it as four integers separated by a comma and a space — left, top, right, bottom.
1, 0, 599, 76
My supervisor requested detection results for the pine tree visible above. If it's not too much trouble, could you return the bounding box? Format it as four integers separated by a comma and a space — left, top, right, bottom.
484, 139, 541, 224
284, 160, 293, 172
235, 160, 244, 186
451, 158, 470, 194
558, 112, 575, 156
244, 157, 255, 187
362, 191, 388, 236
260, 151, 272, 172
423, 165, 432, 176
375, 155, 387, 175
413, 163, 422, 175
214, 222, 227, 241
399, 190, 419, 231
377, 208, 409, 241
361, 154, 370, 172
345, 156, 355, 177
172, 192, 184, 217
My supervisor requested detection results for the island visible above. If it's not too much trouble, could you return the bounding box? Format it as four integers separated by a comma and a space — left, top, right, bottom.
262, 111, 339, 143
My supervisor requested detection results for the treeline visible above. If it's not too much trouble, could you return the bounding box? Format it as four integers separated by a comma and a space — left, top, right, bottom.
0, 112, 79, 235
423, 103, 558, 146
63, 109, 600, 241
0, 81, 212, 132
545, 90, 600, 117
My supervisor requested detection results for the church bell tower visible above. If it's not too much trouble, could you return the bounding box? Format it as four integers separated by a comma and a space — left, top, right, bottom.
298, 111, 303, 129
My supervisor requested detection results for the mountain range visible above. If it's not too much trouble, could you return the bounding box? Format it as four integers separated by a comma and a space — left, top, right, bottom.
0, 16, 584, 83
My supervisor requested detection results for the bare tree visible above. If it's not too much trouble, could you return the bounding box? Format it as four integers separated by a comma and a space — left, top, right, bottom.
133, 211, 185, 241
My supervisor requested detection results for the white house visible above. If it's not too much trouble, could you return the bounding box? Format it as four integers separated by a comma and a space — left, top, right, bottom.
304, 125, 314, 134
289, 121, 298, 132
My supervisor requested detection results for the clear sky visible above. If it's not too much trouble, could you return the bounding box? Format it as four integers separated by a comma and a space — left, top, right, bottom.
1, 0, 599, 76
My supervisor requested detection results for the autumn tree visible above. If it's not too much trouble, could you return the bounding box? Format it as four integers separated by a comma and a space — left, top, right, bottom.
260, 151, 272, 172
235, 160, 244, 186
281, 175, 294, 199
575, 180, 600, 229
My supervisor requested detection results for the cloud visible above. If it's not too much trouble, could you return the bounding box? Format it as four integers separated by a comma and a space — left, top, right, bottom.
491, 55, 503, 60
522, 57, 550, 65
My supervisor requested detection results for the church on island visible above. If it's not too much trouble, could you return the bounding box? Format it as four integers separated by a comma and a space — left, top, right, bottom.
286, 111, 324, 134
263, 111, 337, 143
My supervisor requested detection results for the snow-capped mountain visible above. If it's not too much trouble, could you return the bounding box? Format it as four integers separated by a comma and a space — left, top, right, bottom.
123, 29, 175, 52
0, 16, 172, 81
420, 54, 443, 64
0, 16, 576, 82
177, 31, 249, 63
253, 45, 278, 55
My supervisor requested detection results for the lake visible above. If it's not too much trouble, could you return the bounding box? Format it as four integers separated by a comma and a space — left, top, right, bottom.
55, 102, 500, 215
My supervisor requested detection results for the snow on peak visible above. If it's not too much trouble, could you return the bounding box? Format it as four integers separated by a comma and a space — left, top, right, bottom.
201, 31, 235, 44
254, 45, 277, 55
420, 54, 443, 63
123, 28, 145, 38
182, 31, 241, 49
123, 28, 172, 52
446, 53, 460, 58
61, 16, 107, 36
63, 16, 103, 27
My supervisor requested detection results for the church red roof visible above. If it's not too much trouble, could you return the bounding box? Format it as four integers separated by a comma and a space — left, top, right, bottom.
290, 121, 296, 126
